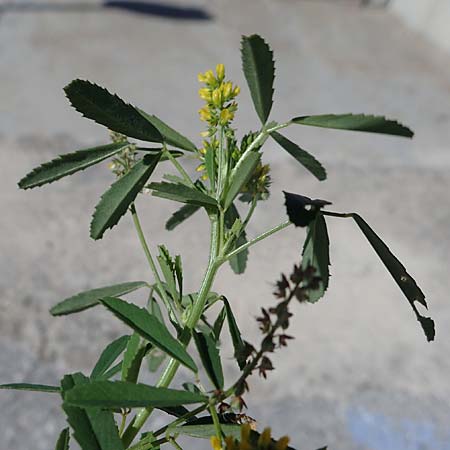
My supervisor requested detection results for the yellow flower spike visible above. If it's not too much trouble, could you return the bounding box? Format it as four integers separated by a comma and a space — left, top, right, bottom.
216, 63, 225, 81
274, 436, 290, 450
199, 88, 212, 101
258, 428, 272, 450
205, 69, 216, 85
219, 108, 234, 125
211, 436, 222, 450
212, 88, 222, 107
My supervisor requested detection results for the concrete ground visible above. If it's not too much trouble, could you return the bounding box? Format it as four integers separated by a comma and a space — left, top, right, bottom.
1, 0, 449, 449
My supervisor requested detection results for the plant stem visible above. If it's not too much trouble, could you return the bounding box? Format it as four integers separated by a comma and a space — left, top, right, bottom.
130, 204, 179, 323
209, 404, 223, 442
164, 146, 195, 187
223, 220, 292, 263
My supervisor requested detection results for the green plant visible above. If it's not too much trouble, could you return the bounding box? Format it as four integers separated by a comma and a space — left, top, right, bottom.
1, 34, 434, 450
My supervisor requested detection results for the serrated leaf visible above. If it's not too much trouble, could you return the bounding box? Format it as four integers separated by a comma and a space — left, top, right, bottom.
166, 204, 201, 230
64, 80, 162, 142
50, 281, 148, 316
136, 148, 183, 160
225, 152, 260, 210
301, 214, 330, 303
0, 383, 60, 393
241, 34, 275, 124
213, 306, 226, 341
223, 297, 245, 369
18, 142, 128, 190
90, 335, 130, 380
138, 110, 197, 152
193, 331, 224, 390
292, 114, 414, 138
176, 415, 241, 439
90, 152, 161, 240
65, 381, 207, 408
352, 213, 435, 341
270, 132, 327, 181
225, 204, 248, 274
157, 245, 177, 302
100, 297, 197, 372
61, 373, 124, 450
149, 181, 217, 207
54, 428, 70, 450
121, 333, 148, 383
284, 191, 332, 228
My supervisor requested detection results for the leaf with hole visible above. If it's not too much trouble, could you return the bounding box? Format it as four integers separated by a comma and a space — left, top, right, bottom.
90, 335, 130, 380
271, 132, 326, 181
18, 142, 129, 190
301, 214, 330, 303
352, 213, 434, 341
241, 34, 275, 124
292, 114, 413, 138
284, 191, 331, 227
64, 80, 162, 142
90, 152, 161, 239
50, 281, 148, 316
100, 297, 197, 371
64, 381, 207, 409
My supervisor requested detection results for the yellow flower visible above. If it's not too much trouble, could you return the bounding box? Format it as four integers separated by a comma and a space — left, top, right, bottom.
211, 436, 223, 450
200, 130, 211, 137
222, 82, 233, 99
212, 88, 222, 107
233, 86, 241, 96
196, 164, 206, 172
216, 63, 225, 81
258, 428, 271, 450
198, 70, 216, 85
220, 108, 234, 125
199, 106, 212, 121
199, 88, 212, 101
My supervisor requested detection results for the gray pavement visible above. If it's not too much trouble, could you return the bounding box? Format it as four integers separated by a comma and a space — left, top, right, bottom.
1, 1, 450, 449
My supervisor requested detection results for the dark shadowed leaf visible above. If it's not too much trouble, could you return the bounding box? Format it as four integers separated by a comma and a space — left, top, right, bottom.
50, 281, 148, 316
18, 142, 128, 190
61, 373, 124, 450
100, 297, 197, 371
0, 383, 60, 393
213, 306, 227, 341
90, 152, 161, 240
284, 191, 331, 227
352, 213, 434, 341
223, 297, 245, 369
270, 132, 326, 181
65, 381, 207, 408
166, 204, 201, 230
301, 214, 330, 303
64, 80, 162, 142
193, 331, 224, 390
292, 114, 413, 138
149, 182, 217, 207
225, 152, 261, 210
54, 428, 70, 450
241, 34, 275, 124
138, 111, 197, 152
90, 335, 130, 380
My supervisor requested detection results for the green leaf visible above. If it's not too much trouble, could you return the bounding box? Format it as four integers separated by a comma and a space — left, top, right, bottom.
91, 335, 130, 380
50, 281, 148, 316
193, 331, 224, 390
301, 214, 330, 303
0, 383, 60, 393
176, 416, 241, 439
138, 111, 197, 152
241, 34, 275, 124
54, 428, 70, 450
101, 361, 123, 380
225, 152, 261, 210
136, 148, 183, 160
292, 114, 414, 138
270, 132, 327, 181
64, 80, 162, 142
121, 333, 148, 383
223, 297, 246, 369
157, 245, 177, 302
166, 204, 201, 230
352, 214, 435, 341
174, 255, 183, 302
61, 373, 124, 450
149, 182, 217, 208
225, 204, 248, 274
18, 142, 128, 190
213, 306, 226, 341
100, 297, 197, 372
90, 152, 161, 240
65, 381, 207, 409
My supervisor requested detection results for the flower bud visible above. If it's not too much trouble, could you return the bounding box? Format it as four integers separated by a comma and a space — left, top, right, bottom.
210, 436, 222, 450
212, 88, 222, 107
205, 70, 215, 84
219, 108, 234, 125
222, 82, 233, 99
198, 88, 211, 101
216, 63, 225, 81
233, 85, 241, 96
199, 106, 211, 122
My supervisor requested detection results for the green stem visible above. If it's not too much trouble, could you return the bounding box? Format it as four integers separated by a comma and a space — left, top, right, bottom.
223, 220, 292, 263
130, 204, 179, 323
164, 146, 195, 187
209, 404, 223, 442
